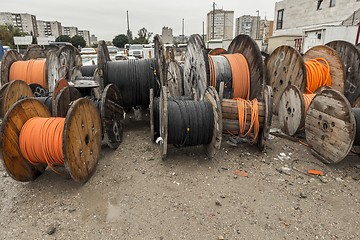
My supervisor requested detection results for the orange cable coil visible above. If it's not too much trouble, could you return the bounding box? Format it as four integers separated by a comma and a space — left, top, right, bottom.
305, 58, 332, 94
235, 98, 260, 144
9, 59, 47, 88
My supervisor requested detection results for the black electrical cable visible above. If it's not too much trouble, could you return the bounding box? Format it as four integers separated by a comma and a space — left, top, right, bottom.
209, 55, 233, 99
353, 108, 360, 146
153, 98, 214, 147
85, 96, 102, 110
37, 96, 53, 113
105, 59, 158, 108
81, 65, 97, 77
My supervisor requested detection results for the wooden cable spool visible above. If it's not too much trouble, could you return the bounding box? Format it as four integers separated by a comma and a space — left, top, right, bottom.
305, 89, 356, 164
278, 85, 331, 136
208, 48, 228, 56
23, 45, 46, 60
0, 49, 61, 93
0, 98, 102, 183
326, 40, 360, 106
159, 86, 222, 160
58, 45, 82, 79
166, 60, 184, 97
154, 35, 167, 86
267, 45, 345, 115
54, 84, 123, 149
220, 83, 273, 151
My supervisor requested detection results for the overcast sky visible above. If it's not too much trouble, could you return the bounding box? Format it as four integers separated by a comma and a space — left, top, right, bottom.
2, 0, 278, 41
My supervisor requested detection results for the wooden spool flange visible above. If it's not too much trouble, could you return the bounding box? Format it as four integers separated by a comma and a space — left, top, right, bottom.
101, 84, 123, 149
154, 35, 166, 86
23, 45, 46, 60
208, 48, 228, 56
305, 89, 355, 164
0, 80, 34, 118
159, 86, 222, 159
0, 50, 22, 86
228, 34, 266, 101
52, 79, 70, 114
326, 41, 360, 106
303, 45, 345, 93
58, 45, 79, 78
167, 60, 184, 97
54, 86, 82, 117
183, 34, 210, 99
29, 83, 47, 97
221, 85, 273, 151
266, 45, 306, 115
0, 98, 102, 182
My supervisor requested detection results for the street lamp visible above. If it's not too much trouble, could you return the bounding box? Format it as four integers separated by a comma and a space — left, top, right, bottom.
256, 10, 260, 39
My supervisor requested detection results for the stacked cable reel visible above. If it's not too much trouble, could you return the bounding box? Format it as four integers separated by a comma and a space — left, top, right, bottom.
0, 97, 102, 183
275, 45, 347, 136
54, 84, 123, 149
304, 88, 360, 164
182, 34, 272, 150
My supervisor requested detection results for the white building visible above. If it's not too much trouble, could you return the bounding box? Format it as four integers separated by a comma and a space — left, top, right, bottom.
78, 30, 91, 46
37, 20, 62, 38
235, 15, 260, 39
0, 12, 38, 36
90, 34, 98, 46
207, 9, 234, 41
161, 27, 174, 44
62, 26, 78, 37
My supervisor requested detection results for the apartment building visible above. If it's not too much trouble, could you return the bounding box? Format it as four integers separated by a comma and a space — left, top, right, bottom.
235, 15, 260, 39
37, 20, 62, 38
78, 30, 91, 46
0, 12, 38, 36
207, 9, 234, 40
62, 26, 78, 37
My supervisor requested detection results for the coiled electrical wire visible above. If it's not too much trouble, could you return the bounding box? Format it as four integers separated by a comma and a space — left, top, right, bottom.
105, 59, 159, 108
37, 96, 53, 113
81, 65, 97, 77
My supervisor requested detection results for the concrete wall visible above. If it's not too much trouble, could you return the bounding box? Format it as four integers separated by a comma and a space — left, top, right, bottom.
274, 0, 360, 36
268, 35, 301, 53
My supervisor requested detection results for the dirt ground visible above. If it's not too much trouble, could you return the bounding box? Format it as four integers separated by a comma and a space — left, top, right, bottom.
1, 114, 360, 240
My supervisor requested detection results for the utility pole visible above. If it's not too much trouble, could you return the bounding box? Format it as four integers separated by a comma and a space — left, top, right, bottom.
202, 21, 205, 41
182, 18, 185, 43
256, 10, 260, 39
212, 2, 216, 39
127, 10, 131, 41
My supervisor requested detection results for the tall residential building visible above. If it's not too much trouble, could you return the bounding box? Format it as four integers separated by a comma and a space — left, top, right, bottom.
207, 9, 234, 40
0, 12, 38, 36
235, 15, 260, 39
62, 26, 78, 37
37, 20, 62, 38
90, 34, 98, 46
161, 27, 174, 44
78, 30, 91, 46
259, 20, 274, 44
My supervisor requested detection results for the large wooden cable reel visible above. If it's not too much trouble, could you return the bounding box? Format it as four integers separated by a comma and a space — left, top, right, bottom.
23, 45, 46, 60
159, 86, 222, 160
305, 89, 356, 164
183, 34, 210, 99
166, 60, 184, 97
154, 35, 166, 86
326, 40, 360, 106
57, 45, 81, 79
0, 98, 102, 183
266, 46, 306, 115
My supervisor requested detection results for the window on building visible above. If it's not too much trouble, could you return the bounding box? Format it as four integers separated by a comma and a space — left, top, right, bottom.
317, 0, 323, 10
276, 9, 284, 29
329, 0, 335, 7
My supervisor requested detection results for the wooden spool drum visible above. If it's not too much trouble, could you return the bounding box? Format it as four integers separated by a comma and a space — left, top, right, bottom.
305, 89, 355, 164
326, 41, 360, 106
167, 60, 184, 97
221, 85, 273, 151
55, 85, 123, 149
159, 86, 222, 160
0, 98, 102, 183
183, 34, 210, 99
0, 50, 61, 93
23, 45, 46, 60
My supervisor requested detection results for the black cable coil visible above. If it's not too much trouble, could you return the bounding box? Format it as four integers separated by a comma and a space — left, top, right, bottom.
353, 108, 360, 146
154, 98, 214, 147
37, 96, 53, 113
105, 59, 159, 108
81, 65, 97, 77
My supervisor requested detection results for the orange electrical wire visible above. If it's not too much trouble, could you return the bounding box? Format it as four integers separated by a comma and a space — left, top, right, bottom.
235, 98, 260, 144
19, 117, 65, 173
208, 56, 216, 87
303, 94, 315, 114
224, 54, 250, 99
9, 59, 46, 88
305, 58, 332, 94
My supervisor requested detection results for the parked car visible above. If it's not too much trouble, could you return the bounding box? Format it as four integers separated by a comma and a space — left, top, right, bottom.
80, 47, 97, 55
128, 44, 144, 58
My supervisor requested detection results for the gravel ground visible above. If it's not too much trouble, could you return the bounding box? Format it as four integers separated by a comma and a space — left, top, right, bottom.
1, 115, 360, 240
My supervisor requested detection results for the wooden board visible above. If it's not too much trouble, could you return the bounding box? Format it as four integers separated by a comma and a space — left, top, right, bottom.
46, 50, 61, 93
208, 48, 228, 56
101, 84, 123, 149
160, 86, 168, 160
0, 98, 50, 182
54, 86, 82, 117
154, 35, 166, 86
183, 34, 210, 99
97, 40, 110, 74
266, 45, 306, 115
0, 80, 34, 118
326, 41, 360, 106
228, 34, 266, 101
63, 98, 102, 183
305, 89, 355, 164
167, 60, 184, 96
0, 50, 22, 85
258, 85, 273, 151
23, 45, 46, 60
278, 85, 305, 136
222, 100, 266, 122
204, 86, 222, 158
304, 45, 345, 93
150, 88, 155, 141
